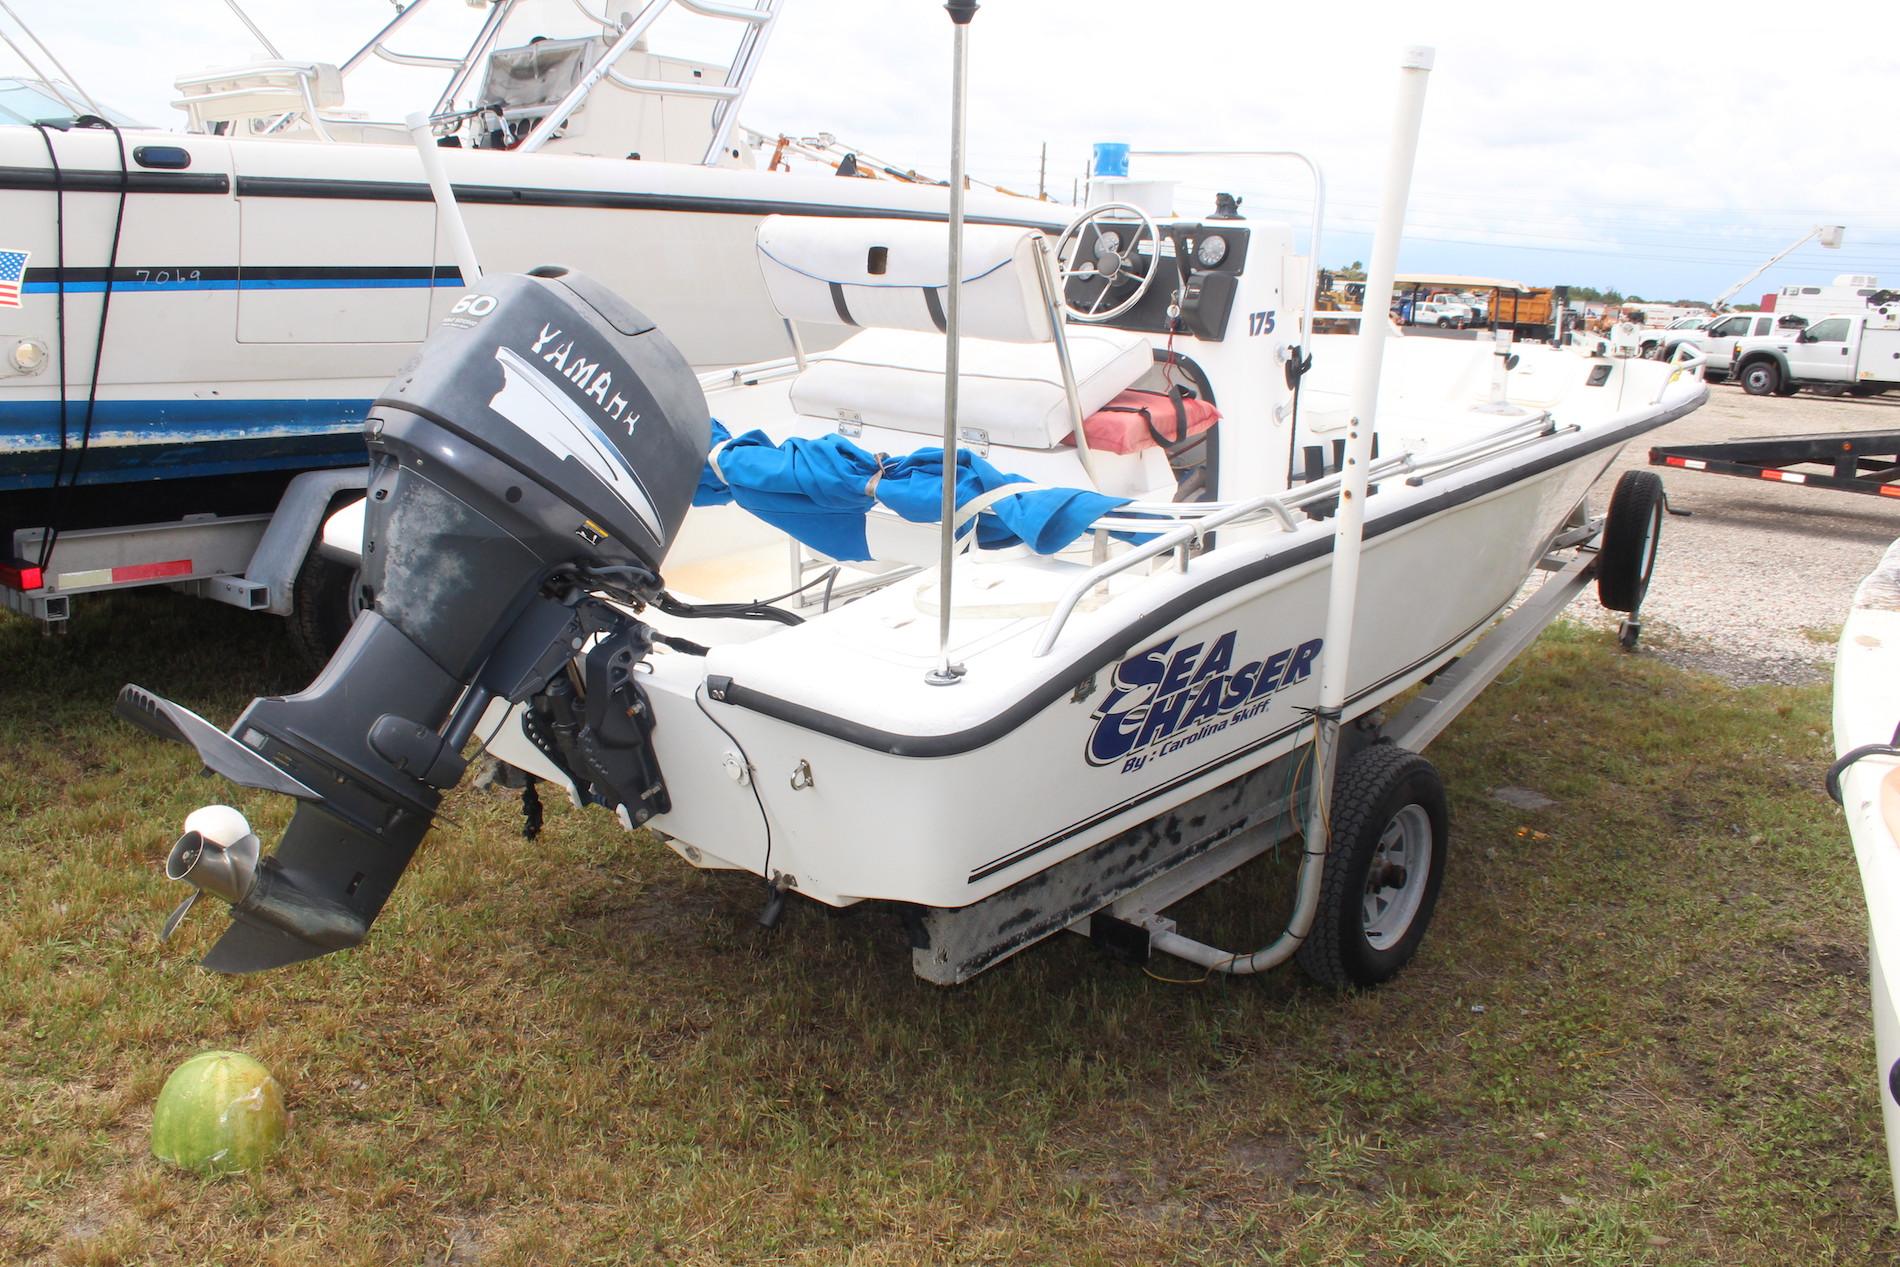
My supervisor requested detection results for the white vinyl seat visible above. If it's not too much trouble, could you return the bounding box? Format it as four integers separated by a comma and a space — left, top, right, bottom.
752, 215, 1167, 506
790, 326, 1154, 450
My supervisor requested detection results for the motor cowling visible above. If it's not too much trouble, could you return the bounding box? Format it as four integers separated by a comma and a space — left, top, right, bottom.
362, 267, 710, 678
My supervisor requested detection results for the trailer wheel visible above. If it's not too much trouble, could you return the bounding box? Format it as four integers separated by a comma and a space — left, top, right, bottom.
1295, 745, 1448, 990
287, 548, 363, 674
1739, 360, 1781, 396
1849, 384, 1892, 397
1596, 469, 1664, 614
1774, 379, 1801, 397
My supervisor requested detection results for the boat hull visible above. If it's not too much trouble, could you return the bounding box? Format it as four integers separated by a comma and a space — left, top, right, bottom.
631, 429, 1631, 910
1832, 536, 1900, 1213
0, 126, 1053, 498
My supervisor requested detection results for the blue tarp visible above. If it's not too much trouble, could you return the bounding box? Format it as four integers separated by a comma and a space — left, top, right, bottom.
693, 420, 1130, 562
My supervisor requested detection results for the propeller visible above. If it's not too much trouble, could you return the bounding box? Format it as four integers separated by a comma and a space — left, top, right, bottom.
159, 805, 260, 942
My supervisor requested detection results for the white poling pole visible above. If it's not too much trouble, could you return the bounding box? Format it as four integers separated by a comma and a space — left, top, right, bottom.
1300, 46, 1435, 905
928, 0, 978, 687
1151, 46, 1434, 977
407, 111, 483, 286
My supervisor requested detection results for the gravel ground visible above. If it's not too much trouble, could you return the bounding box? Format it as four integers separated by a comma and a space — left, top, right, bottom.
1571, 379, 1900, 685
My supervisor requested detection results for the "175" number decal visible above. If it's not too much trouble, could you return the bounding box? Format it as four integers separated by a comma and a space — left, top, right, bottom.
1247, 310, 1277, 337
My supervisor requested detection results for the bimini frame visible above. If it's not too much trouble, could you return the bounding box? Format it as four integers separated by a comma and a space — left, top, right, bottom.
173, 0, 785, 164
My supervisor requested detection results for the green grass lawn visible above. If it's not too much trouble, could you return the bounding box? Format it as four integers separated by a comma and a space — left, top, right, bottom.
1, 593, 1891, 1265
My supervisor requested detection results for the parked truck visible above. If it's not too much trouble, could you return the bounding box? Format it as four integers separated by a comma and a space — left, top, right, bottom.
1762, 274, 1888, 326
1729, 309, 1900, 398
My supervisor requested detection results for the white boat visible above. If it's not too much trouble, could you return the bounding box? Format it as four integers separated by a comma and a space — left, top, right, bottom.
117, 21, 1707, 989
0, 0, 1053, 502
1829, 539, 1900, 1213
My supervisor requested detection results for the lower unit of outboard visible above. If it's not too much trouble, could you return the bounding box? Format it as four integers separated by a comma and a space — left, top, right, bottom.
117, 268, 711, 972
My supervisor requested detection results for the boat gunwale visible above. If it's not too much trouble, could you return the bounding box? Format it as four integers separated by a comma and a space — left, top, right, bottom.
704, 381, 1708, 759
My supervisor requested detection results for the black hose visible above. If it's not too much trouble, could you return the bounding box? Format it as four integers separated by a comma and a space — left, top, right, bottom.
1826, 721, 1900, 805
29, 117, 129, 570
28, 123, 68, 570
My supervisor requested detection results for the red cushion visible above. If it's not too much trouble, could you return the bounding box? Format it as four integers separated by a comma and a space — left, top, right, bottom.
1069, 389, 1220, 455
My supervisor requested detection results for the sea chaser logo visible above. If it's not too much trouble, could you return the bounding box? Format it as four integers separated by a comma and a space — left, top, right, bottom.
1086, 632, 1323, 773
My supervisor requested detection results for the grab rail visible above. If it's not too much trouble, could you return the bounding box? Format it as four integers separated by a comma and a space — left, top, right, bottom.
1655, 343, 1707, 405
1031, 412, 1571, 658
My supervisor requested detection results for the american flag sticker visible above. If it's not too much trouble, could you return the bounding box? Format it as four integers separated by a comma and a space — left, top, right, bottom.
0, 249, 26, 308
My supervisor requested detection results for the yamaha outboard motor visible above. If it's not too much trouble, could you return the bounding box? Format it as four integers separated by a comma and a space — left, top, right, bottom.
117, 269, 710, 972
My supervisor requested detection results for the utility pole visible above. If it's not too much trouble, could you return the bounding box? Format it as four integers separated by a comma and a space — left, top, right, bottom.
1037, 142, 1047, 200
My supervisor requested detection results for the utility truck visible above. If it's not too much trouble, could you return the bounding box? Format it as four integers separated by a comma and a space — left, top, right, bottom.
1730, 309, 1900, 398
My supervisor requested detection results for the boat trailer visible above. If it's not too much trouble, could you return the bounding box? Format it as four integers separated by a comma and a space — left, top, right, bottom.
1649, 430, 1900, 500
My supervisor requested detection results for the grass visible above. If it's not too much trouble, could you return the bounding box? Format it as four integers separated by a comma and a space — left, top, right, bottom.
0, 592, 1892, 1264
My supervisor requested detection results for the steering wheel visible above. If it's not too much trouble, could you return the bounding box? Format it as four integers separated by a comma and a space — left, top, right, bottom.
1053, 202, 1163, 323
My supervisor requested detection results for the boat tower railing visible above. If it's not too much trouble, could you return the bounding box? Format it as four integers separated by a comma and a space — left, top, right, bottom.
174, 0, 782, 165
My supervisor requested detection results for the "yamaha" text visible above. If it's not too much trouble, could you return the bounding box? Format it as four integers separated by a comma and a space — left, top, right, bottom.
530, 324, 640, 432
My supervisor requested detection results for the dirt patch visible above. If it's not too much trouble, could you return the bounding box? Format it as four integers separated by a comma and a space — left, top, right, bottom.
1225, 1135, 1305, 1183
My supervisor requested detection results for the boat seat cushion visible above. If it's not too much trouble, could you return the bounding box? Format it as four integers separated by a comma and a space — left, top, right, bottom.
789, 326, 1155, 451
756, 215, 1056, 343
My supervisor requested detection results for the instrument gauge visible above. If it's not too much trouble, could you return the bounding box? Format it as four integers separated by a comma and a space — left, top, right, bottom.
1196, 233, 1228, 267
1095, 229, 1123, 256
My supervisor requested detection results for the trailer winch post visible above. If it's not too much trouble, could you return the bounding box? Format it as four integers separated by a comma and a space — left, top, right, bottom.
1149, 45, 1435, 976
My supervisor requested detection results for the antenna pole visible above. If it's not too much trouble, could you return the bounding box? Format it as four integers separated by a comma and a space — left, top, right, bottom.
928, 0, 978, 686
407, 112, 483, 286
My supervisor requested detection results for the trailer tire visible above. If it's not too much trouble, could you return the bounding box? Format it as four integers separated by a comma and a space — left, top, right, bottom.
287, 548, 363, 674
1739, 359, 1781, 396
1848, 384, 1892, 397
1596, 469, 1664, 614
1295, 745, 1448, 991
1775, 379, 1801, 397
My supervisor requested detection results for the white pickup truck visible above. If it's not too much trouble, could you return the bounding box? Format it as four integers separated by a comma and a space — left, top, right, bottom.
1659, 310, 1785, 382
1729, 311, 1900, 397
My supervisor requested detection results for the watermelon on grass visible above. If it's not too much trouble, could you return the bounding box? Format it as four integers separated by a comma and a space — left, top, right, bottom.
151, 1051, 287, 1174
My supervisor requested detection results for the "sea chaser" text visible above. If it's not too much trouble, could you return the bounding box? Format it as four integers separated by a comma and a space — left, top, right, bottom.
1086, 631, 1322, 772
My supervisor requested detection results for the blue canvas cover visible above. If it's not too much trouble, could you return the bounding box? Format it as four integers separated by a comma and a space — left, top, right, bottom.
693, 421, 1130, 562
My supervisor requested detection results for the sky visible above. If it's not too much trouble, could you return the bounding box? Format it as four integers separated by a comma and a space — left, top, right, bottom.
8, 0, 1900, 305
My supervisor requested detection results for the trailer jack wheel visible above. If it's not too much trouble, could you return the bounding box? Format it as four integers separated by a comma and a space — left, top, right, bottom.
1296, 745, 1448, 990
1597, 469, 1664, 621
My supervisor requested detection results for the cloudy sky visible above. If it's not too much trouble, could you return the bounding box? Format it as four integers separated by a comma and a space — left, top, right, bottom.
11, 0, 1899, 303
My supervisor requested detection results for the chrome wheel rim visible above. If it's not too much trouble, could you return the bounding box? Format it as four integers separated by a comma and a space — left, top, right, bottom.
1362, 804, 1432, 946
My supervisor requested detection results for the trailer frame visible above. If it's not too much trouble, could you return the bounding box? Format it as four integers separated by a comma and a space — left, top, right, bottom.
1649, 430, 1900, 500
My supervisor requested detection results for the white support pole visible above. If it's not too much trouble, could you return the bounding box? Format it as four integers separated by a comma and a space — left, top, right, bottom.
1306, 45, 1435, 827
407, 112, 482, 287
1156, 45, 1434, 977
928, 1, 978, 687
